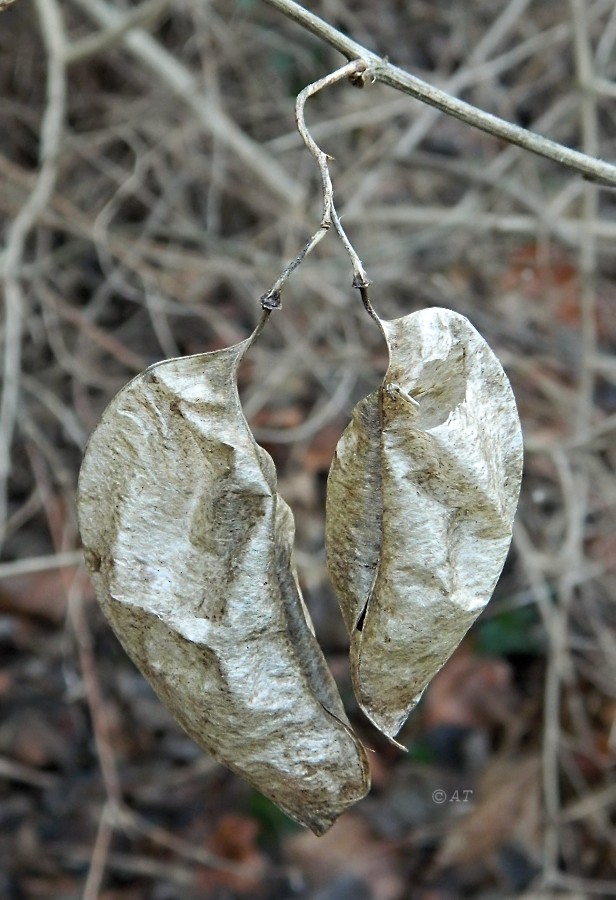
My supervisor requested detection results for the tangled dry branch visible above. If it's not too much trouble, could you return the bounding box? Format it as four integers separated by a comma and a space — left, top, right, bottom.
1, 0, 616, 895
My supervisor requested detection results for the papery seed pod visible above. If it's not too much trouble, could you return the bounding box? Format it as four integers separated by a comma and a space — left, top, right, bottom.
78, 323, 370, 835
326, 307, 523, 742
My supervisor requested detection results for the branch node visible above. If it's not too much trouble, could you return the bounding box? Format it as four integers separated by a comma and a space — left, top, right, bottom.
261, 290, 282, 311
364, 56, 388, 85
263, 0, 616, 187
352, 273, 371, 290
349, 70, 366, 89
260, 58, 369, 311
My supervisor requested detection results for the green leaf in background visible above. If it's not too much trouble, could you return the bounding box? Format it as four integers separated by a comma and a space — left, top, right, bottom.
248, 790, 301, 840
475, 604, 543, 657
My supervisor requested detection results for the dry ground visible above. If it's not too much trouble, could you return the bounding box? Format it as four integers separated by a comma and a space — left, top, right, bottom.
1, 0, 616, 897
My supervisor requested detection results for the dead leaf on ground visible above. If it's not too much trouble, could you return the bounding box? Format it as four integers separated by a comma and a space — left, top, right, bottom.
434, 755, 542, 870
285, 812, 405, 900
424, 644, 518, 731
197, 814, 268, 895
0, 566, 88, 624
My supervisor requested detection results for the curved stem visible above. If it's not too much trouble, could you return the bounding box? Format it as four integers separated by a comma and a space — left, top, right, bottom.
260, 59, 370, 310
262, 0, 616, 188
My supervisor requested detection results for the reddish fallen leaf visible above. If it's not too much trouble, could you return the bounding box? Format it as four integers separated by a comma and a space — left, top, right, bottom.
252, 405, 304, 430
304, 421, 347, 474
197, 814, 268, 896
0, 566, 91, 625
209, 814, 261, 862
498, 242, 616, 342
587, 533, 616, 572
0, 706, 79, 770
424, 644, 517, 731
0, 669, 13, 697
434, 755, 542, 870
499, 243, 578, 328
568, 694, 616, 780
285, 813, 404, 900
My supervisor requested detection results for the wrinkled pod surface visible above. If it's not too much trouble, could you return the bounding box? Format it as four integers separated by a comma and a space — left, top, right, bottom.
326, 307, 523, 742
78, 324, 370, 835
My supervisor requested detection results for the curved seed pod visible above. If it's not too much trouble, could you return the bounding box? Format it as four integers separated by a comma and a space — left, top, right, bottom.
326, 307, 523, 742
78, 324, 370, 835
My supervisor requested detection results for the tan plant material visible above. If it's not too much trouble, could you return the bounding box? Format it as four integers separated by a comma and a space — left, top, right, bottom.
326, 307, 523, 742
285, 812, 405, 900
435, 755, 542, 870
77, 322, 370, 835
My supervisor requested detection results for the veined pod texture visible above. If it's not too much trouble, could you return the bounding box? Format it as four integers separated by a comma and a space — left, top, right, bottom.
326, 307, 523, 742
78, 328, 370, 835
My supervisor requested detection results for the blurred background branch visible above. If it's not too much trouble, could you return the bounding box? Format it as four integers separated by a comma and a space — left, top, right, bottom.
264, 0, 616, 185
1, 0, 616, 897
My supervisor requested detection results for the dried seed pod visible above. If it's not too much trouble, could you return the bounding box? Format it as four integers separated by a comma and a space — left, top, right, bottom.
78, 325, 369, 835
326, 307, 523, 742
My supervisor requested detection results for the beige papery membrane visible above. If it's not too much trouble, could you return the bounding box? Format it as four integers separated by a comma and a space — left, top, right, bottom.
326, 307, 523, 744
78, 318, 370, 836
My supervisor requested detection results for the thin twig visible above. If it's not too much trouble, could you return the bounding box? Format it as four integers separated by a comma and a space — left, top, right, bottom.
262, 0, 616, 187
536, 0, 602, 884
260, 59, 370, 310
343, 0, 615, 218
295, 66, 370, 289
82, 801, 115, 900
68, 576, 124, 808
68, 578, 268, 887
241, 301, 360, 430
66, 0, 171, 65
0, 550, 84, 579
0, 0, 67, 548
115, 806, 268, 876
0, 755, 58, 789
71, 0, 302, 205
